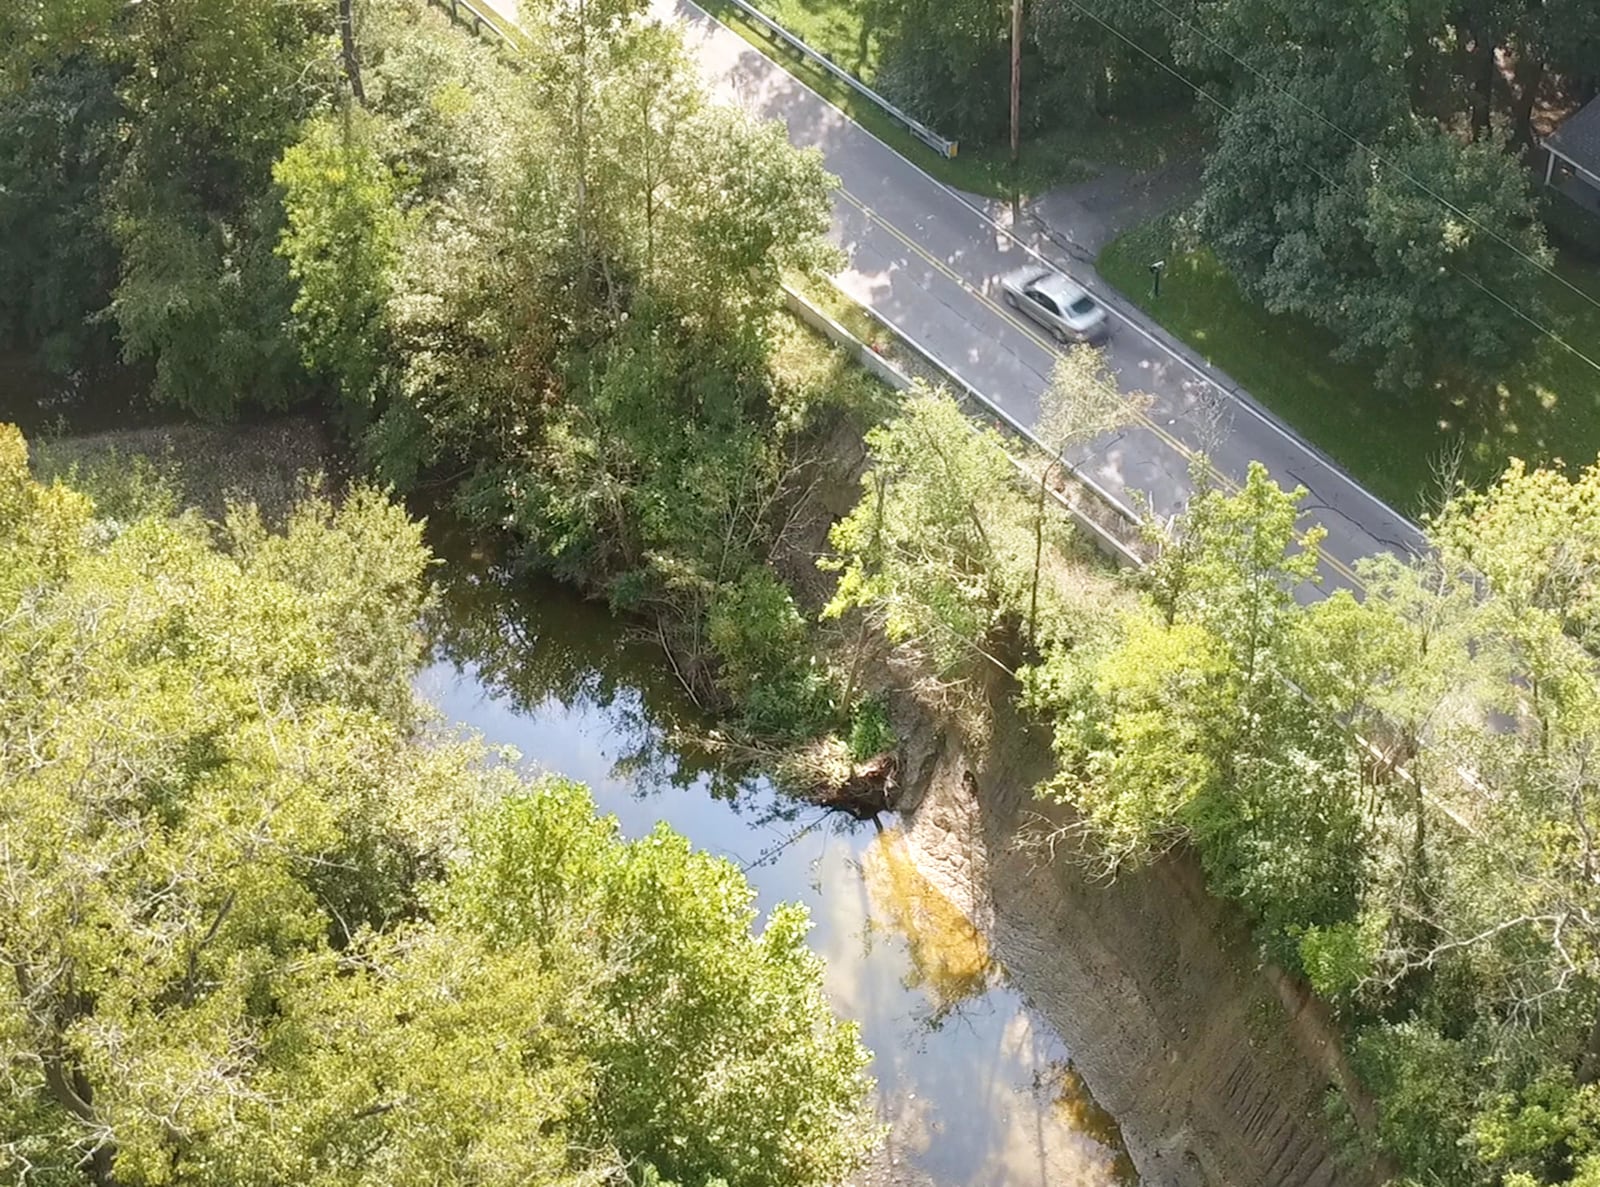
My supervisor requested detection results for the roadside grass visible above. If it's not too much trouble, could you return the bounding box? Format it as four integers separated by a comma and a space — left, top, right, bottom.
769, 309, 900, 428
695, 0, 1199, 199
1098, 214, 1600, 513
752, 0, 886, 81
785, 273, 955, 394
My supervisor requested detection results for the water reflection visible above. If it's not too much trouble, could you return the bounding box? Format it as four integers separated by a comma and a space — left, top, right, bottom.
1042, 1064, 1139, 1186
424, 529, 762, 804
860, 829, 996, 1030
420, 537, 1133, 1187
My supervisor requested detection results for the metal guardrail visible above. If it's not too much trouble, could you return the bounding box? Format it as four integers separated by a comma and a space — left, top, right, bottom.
789, 283, 1488, 846
427, 0, 516, 48
717, 0, 959, 160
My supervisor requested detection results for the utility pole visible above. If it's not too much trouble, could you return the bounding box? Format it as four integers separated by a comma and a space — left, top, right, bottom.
1009, 0, 1022, 164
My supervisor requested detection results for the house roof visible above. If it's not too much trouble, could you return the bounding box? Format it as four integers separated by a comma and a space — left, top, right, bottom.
1547, 96, 1600, 177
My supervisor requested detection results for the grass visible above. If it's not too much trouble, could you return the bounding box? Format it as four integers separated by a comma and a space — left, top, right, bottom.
31, 417, 336, 525
752, 0, 886, 82
786, 272, 953, 393
1098, 215, 1600, 513
696, 0, 1201, 199
768, 309, 899, 426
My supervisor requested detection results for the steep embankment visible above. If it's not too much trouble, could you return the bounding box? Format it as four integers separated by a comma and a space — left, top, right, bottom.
891, 687, 1379, 1187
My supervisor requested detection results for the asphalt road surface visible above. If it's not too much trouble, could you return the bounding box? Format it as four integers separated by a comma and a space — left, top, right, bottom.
480, 0, 1428, 597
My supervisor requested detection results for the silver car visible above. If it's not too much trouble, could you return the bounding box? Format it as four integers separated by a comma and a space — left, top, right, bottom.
1000, 266, 1109, 344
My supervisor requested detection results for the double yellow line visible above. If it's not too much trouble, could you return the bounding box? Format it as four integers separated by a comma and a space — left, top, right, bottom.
833, 186, 1368, 594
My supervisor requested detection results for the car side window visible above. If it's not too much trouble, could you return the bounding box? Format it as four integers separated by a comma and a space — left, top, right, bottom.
1027, 289, 1059, 316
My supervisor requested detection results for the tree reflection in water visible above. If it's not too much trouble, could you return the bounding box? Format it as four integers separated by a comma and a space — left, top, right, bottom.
1037, 1062, 1138, 1186
423, 517, 782, 811
421, 516, 1140, 1187
860, 828, 997, 1031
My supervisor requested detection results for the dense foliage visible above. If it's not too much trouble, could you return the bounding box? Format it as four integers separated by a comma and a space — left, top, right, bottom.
1184, 0, 1554, 390
0, 426, 876, 1187
12, 1, 1600, 1184
819, 380, 1600, 1186
823, 378, 1127, 729
1009, 453, 1600, 1187
1, 0, 862, 736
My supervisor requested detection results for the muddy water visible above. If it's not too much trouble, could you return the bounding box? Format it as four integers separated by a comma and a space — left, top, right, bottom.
418, 550, 1134, 1187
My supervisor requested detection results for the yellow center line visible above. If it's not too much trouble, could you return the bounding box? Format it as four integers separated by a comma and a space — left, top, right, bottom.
834, 185, 1367, 593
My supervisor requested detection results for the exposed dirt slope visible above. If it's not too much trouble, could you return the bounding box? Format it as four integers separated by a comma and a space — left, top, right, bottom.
892, 686, 1381, 1187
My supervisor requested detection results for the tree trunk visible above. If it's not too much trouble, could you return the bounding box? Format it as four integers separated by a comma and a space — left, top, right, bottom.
338, 0, 365, 105
1092, 54, 1110, 117
1406, 13, 1433, 111
574, 0, 591, 310
1466, 24, 1495, 140
1510, 55, 1544, 151
1578, 1008, 1600, 1084
42, 1055, 117, 1186
840, 614, 872, 712
1029, 458, 1051, 641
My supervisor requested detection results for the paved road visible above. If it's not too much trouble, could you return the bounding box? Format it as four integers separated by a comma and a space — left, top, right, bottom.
480, 0, 1426, 595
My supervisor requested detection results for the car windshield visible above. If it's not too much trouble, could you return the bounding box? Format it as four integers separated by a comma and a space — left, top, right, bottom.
1068, 296, 1097, 317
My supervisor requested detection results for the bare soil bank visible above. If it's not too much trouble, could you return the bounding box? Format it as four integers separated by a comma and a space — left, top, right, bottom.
890, 684, 1382, 1187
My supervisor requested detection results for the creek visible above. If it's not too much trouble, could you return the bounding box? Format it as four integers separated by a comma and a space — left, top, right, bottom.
418, 537, 1136, 1187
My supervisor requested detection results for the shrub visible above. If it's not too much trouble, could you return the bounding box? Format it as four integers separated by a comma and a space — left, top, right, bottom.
846, 697, 895, 761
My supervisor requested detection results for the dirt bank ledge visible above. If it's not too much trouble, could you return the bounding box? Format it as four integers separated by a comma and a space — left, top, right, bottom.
891, 685, 1382, 1187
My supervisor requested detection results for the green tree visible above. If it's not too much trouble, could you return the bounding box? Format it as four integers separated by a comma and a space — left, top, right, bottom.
1197, 58, 1550, 388
0, 0, 120, 83
1338, 128, 1551, 388
275, 112, 408, 421
105, 0, 336, 414
1031, 464, 1365, 952
440, 785, 875, 1187
654, 106, 838, 348
1027, 345, 1147, 639
0, 425, 877, 1187
867, 0, 1009, 140
1173, 0, 1553, 388
824, 385, 1038, 677
0, 54, 121, 373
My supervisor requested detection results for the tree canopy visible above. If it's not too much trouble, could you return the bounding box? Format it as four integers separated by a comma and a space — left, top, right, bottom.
1014, 447, 1600, 1187
862, 0, 1583, 387
0, 425, 877, 1187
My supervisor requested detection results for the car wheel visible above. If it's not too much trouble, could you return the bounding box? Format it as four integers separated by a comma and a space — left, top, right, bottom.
1054, 326, 1071, 345
1004, 290, 1018, 308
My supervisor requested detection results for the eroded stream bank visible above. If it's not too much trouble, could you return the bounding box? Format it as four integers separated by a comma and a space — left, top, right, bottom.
894, 678, 1373, 1187
423, 537, 1372, 1187
421, 546, 1137, 1187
